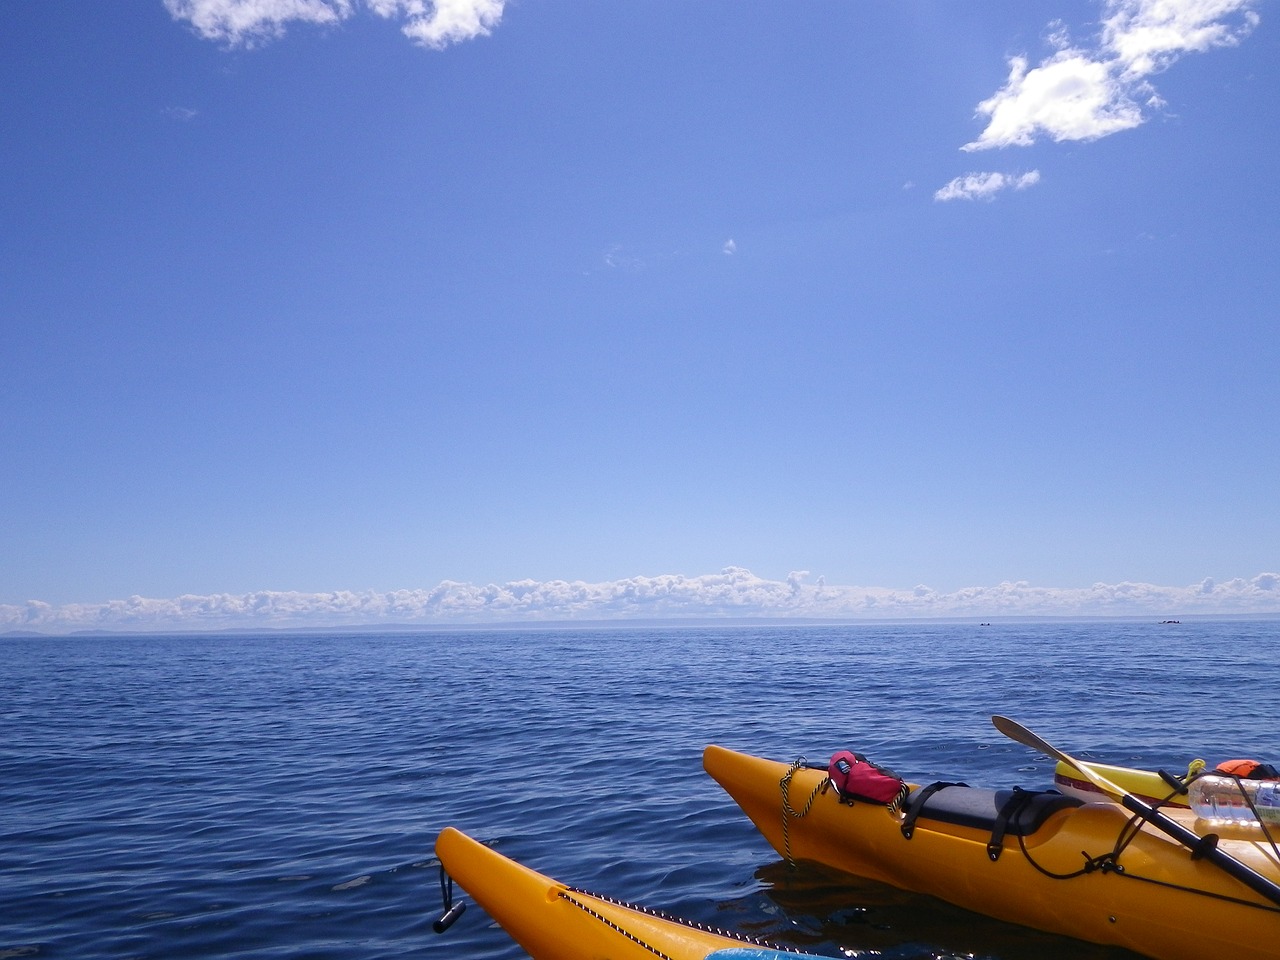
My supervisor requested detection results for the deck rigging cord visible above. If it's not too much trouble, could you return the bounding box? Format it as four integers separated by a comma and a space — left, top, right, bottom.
1211, 770, 1280, 861
433, 844, 807, 954
1011, 785, 1280, 912
779, 756, 827, 869
559, 886, 809, 957
993, 715, 1280, 909
780, 755, 909, 869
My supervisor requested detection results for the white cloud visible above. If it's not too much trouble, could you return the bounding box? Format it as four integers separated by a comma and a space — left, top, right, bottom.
722, 239, 737, 255
964, 52, 1144, 150
5, 568, 1279, 634
163, 0, 505, 48
964, 0, 1259, 150
163, 0, 354, 46
1102, 0, 1262, 79
934, 169, 1041, 202
366, 0, 503, 49
602, 244, 645, 271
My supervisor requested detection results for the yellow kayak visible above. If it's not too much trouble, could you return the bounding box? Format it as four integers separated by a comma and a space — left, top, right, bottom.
704, 744, 1280, 960
1053, 759, 1196, 807
434, 826, 812, 960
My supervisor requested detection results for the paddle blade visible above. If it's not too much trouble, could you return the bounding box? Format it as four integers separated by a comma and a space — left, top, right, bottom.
991, 715, 1064, 762
991, 715, 1126, 802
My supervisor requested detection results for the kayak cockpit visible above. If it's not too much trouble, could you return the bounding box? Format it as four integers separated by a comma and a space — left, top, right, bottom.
901, 782, 1083, 852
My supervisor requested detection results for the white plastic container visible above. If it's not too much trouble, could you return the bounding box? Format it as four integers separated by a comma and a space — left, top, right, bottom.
1189, 774, 1280, 824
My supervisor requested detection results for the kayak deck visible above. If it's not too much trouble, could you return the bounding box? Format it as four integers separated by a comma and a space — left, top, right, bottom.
434, 827, 812, 960
704, 744, 1280, 960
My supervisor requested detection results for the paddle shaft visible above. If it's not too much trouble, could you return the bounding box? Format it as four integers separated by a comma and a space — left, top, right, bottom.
991, 715, 1280, 908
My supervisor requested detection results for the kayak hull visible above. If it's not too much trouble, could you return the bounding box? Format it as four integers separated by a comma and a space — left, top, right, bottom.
704, 744, 1280, 960
434, 827, 804, 960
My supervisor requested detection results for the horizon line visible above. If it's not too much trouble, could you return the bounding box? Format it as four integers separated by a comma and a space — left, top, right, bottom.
4, 568, 1278, 635
5, 610, 1277, 640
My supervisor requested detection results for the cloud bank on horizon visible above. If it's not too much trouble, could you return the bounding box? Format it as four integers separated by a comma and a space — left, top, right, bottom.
936, 0, 1260, 201
6, 569, 1278, 635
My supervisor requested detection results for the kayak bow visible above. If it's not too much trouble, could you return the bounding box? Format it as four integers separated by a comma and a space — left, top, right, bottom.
434, 827, 811, 960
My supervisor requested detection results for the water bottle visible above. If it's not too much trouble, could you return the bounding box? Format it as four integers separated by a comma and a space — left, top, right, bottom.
1189, 775, 1280, 824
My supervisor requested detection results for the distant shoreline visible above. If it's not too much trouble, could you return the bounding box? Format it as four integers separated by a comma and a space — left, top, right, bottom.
5, 611, 1278, 639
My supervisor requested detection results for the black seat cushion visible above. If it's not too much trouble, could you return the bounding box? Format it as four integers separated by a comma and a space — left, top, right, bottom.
904, 784, 1082, 836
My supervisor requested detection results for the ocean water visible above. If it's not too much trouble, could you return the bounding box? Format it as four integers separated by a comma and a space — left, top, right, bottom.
3, 620, 1277, 960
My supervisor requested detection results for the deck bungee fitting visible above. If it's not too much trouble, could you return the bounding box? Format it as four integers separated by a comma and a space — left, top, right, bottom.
433, 826, 812, 960
704, 718, 1280, 960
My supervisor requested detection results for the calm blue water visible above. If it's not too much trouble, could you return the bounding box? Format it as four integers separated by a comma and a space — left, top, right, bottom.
3, 620, 1277, 960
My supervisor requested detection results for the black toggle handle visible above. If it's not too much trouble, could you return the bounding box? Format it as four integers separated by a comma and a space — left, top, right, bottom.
433, 900, 467, 934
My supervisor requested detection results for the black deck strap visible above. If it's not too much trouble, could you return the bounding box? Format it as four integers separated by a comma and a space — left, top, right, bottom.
988, 786, 1034, 861
901, 781, 967, 839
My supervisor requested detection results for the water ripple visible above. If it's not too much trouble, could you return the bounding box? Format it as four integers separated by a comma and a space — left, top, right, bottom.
2, 622, 1276, 958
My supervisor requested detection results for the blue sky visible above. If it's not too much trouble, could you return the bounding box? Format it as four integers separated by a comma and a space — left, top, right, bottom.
3, 0, 1278, 631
